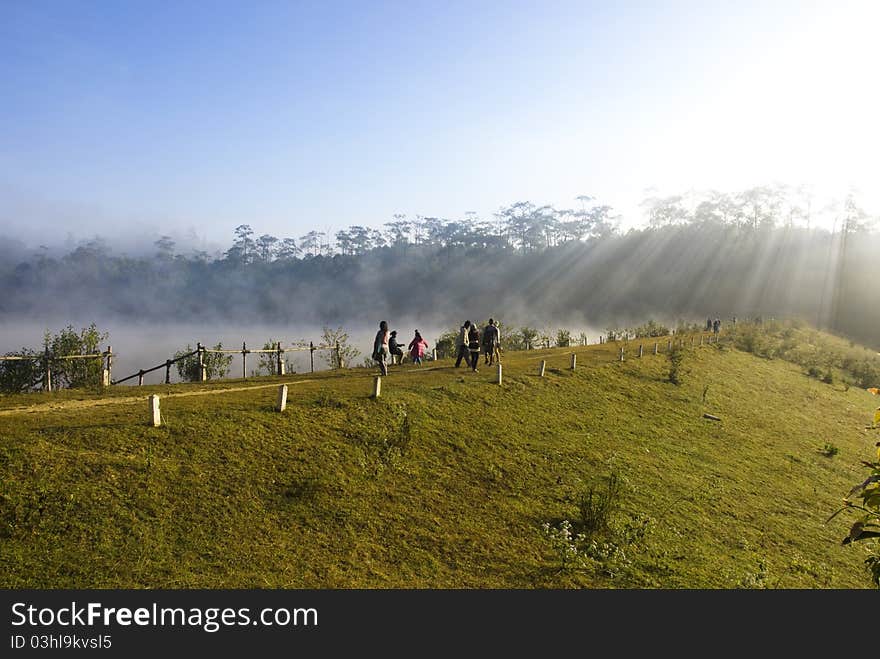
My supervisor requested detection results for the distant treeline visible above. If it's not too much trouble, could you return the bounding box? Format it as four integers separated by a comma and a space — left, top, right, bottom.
1, 189, 877, 347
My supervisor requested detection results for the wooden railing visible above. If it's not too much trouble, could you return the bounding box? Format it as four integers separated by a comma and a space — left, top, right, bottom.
113, 341, 343, 386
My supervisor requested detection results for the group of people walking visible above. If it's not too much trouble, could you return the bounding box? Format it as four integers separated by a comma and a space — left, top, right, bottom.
454, 319, 501, 372
375, 314, 730, 376
372, 322, 430, 376
372, 318, 502, 376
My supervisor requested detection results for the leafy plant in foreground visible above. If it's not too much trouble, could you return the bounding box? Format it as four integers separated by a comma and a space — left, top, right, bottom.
828, 442, 880, 587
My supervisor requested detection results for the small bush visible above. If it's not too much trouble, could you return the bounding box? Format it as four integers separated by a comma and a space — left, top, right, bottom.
556, 329, 571, 348
434, 329, 459, 358
44, 323, 108, 389
543, 466, 651, 577
257, 338, 282, 375
632, 319, 670, 338
668, 344, 686, 385
0, 348, 42, 393
174, 343, 232, 382
321, 326, 360, 369
519, 327, 539, 350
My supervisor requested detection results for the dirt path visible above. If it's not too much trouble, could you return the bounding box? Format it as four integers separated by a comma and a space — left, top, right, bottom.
0, 379, 317, 417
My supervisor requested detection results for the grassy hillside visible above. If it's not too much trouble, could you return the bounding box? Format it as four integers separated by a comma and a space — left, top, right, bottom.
1, 332, 878, 588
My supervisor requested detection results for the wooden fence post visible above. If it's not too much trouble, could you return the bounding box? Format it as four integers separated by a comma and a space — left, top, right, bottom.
105, 345, 113, 384
164, 359, 172, 384
619, 347, 625, 361
242, 342, 248, 379
373, 376, 382, 398
539, 360, 546, 377
432, 348, 437, 361
570, 354, 576, 370
335, 341, 341, 369
310, 342, 315, 373
138, 370, 145, 386
654, 342, 658, 355
197, 342, 206, 382
276, 385, 288, 412
667, 339, 672, 352
496, 363, 502, 385
638, 344, 643, 358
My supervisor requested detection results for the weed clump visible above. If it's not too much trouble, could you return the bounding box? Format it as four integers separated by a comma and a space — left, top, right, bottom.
579, 470, 622, 535
542, 466, 653, 579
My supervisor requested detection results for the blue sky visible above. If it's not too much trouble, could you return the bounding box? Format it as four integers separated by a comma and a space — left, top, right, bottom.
1, 1, 877, 250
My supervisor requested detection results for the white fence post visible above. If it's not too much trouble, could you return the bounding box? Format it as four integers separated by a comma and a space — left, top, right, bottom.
149, 395, 161, 427
276, 385, 288, 412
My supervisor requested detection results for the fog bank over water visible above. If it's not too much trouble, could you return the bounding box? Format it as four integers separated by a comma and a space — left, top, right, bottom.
3, 210, 879, 353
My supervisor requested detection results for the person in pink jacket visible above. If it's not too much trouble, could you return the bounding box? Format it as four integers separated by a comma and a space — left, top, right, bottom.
408, 330, 429, 366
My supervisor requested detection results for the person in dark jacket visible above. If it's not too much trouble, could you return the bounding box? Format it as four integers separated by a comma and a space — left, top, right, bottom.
482, 318, 500, 365
454, 320, 472, 368
373, 320, 390, 376
388, 330, 405, 364
467, 323, 481, 372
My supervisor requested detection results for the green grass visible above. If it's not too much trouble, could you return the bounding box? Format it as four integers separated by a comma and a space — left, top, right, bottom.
1, 334, 877, 588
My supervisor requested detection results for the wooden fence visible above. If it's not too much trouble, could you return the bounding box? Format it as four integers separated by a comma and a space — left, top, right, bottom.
113, 341, 343, 386
1, 339, 344, 389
